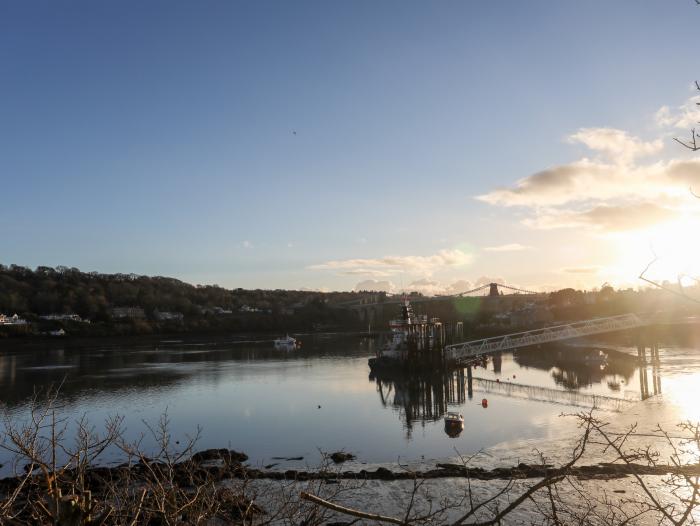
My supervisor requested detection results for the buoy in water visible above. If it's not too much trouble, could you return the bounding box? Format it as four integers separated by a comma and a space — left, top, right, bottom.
481, 398, 488, 408
513, 374, 516, 379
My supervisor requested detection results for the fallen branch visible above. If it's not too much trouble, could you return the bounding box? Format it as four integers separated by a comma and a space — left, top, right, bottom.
300, 491, 407, 525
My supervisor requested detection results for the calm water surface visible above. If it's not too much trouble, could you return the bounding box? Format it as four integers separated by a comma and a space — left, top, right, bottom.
0, 334, 698, 470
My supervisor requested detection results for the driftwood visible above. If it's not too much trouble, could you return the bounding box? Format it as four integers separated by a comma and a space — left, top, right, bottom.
300, 491, 408, 525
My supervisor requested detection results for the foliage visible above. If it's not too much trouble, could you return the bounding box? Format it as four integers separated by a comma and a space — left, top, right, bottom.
0, 264, 367, 336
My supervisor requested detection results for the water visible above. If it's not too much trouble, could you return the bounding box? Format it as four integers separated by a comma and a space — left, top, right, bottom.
0, 333, 698, 472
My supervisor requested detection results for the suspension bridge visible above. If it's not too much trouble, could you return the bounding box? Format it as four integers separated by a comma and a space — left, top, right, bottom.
337, 281, 541, 309
438, 282, 540, 298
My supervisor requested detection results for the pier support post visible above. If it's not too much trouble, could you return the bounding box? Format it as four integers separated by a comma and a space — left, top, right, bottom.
637, 344, 646, 364
653, 362, 662, 395
467, 366, 473, 400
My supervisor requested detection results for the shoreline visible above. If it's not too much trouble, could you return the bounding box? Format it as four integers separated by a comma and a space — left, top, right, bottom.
0, 447, 690, 488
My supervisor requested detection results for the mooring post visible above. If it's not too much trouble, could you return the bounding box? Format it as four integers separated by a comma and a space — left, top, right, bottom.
466, 365, 473, 400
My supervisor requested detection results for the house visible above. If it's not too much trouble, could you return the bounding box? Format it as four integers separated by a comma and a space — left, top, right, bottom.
40, 314, 88, 323
155, 311, 184, 321
0, 313, 28, 326
111, 307, 146, 319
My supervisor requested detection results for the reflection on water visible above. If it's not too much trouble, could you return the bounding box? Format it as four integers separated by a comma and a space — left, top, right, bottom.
0, 335, 693, 467
0, 336, 372, 408
370, 366, 476, 438
638, 356, 662, 401
370, 346, 655, 436
513, 347, 637, 390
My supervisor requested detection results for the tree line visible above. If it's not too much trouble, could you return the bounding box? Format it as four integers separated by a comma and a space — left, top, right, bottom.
0, 264, 367, 336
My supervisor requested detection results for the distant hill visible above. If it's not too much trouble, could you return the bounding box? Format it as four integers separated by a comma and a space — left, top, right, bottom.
0, 264, 374, 337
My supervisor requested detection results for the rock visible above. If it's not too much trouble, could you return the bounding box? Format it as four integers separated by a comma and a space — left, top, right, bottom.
330, 451, 356, 464
191, 449, 248, 464
373, 467, 394, 480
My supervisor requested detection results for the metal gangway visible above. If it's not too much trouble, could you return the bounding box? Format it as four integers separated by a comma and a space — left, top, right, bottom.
444, 313, 645, 363
472, 377, 636, 412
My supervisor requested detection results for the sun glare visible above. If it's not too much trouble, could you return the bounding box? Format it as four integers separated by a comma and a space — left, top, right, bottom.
606, 214, 700, 286
665, 373, 700, 423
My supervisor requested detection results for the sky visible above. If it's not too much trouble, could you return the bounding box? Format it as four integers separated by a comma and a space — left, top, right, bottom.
2, 1, 700, 294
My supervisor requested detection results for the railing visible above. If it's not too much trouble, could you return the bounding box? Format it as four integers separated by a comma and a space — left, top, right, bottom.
444, 313, 644, 362
472, 377, 636, 412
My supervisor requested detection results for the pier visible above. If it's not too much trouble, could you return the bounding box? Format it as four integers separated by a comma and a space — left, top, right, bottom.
444, 314, 645, 364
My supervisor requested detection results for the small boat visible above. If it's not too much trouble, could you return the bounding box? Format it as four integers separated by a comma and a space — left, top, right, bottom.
274, 335, 299, 349
607, 379, 621, 391
444, 411, 465, 438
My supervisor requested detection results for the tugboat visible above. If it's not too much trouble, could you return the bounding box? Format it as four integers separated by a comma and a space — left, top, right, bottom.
368, 298, 434, 371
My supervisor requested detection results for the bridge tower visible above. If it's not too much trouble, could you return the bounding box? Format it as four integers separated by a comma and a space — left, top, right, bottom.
488, 283, 499, 297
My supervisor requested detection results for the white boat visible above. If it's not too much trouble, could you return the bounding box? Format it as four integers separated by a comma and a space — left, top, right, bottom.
274, 335, 298, 349
444, 411, 464, 424
444, 411, 465, 438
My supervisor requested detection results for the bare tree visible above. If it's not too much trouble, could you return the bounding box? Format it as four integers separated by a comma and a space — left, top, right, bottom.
299, 411, 700, 526
673, 81, 700, 151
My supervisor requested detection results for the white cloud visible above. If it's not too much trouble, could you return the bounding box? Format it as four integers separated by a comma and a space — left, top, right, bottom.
567, 128, 662, 163
341, 269, 394, 278
477, 158, 625, 207
474, 276, 505, 287
390, 278, 475, 296
242, 240, 252, 248
405, 278, 445, 296
655, 95, 700, 129
310, 249, 473, 276
562, 266, 600, 274
479, 157, 700, 210
483, 243, 531, 252
524, 202, 678, 231
444, 280, 474, 295
354, 280, 395, 293
476, 119, 700, 232
300, 286, 330, 292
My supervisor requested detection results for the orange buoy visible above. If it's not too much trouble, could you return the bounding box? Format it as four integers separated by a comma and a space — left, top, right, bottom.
481, 398, 488, 408
512, 374, 516, 379
496, 378, 500, 383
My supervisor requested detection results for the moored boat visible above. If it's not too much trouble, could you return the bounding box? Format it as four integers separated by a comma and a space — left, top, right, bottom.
368, 297, 442, 371
444, 411, 465, 438
274, 335, 299, 349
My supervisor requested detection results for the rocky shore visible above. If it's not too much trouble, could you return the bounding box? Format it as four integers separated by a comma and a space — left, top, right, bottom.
1, 447, 693, 493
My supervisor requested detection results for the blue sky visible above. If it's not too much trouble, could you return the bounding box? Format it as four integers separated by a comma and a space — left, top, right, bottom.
2, 1, 700, 292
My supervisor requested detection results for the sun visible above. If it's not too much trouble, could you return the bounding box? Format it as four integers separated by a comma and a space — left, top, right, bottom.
605, 214, 700, 286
